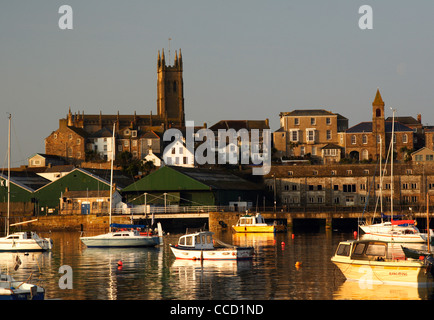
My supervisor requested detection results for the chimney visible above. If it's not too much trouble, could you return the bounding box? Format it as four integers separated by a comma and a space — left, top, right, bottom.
417, 114, 421, 123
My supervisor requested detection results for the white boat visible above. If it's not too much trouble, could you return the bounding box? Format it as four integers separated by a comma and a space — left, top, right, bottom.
331, 239, 434, 287
80, 123, 163, 248
81, 224, 162, 248
170, 231, 254, 260
0, 115, 53, 252
0, 231, 53, 252
0, 273, 45, 300
359, 220, 427, 243
359, 111, 428, 243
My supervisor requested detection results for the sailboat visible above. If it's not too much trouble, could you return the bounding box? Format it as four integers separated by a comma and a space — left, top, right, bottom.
80, 123, 162, 248
0, 115, 52, 252
359, 110, 426, 243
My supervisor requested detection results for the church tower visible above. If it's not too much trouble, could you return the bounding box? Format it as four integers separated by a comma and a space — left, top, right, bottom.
157, 49, 185, 128
372, 88, 386, 160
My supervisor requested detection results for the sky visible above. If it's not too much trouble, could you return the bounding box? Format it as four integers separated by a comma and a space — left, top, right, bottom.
1, 1, 434, 166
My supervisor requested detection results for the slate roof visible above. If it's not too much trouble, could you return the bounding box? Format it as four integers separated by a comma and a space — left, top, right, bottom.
0, 171, 51, 192
208, 120, 269, 131
346, 121, 413, 133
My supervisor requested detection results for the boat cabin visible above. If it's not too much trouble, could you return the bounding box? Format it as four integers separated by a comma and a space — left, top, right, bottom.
238, 213, 266, 226
177, 231, 214, 250
4, 232, 38, 240
334, 240, 389, 261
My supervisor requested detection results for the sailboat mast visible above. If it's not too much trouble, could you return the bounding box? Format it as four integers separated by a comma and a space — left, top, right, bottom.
6, 114, 11, 236
109, 122, 115, 233
380, 135, 383, 220
390, 109, 395, 223
427, 194, 430, 253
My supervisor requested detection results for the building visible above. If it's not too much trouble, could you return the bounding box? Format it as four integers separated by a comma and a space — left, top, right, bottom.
344, 89, 414, 161
28, 153, 66, 168
411, 147, 434, 163
45, 49, 185, 164
60, 189, 122, 215
121, 166, 263, 208
273, 109, 348, 162
208, 119, 270, 164
162, 138, 195, 167
265, 163, 434, 210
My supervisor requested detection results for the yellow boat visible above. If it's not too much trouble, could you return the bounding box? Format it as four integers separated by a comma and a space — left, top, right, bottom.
232, 213, 286, 233
331, 239, 434, 288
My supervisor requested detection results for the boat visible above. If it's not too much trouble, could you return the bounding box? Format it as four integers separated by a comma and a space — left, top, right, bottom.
80, 223, 162, 248
170, 231, 254, 260
0, 115, 53, 252
0, 231, 53, 252
0, 273, 45, 300
80, 123, 162, 248
359, 220, 427, 243
331, 239, 434, 287
232, 213, 286, 233
359, 110, 427, 243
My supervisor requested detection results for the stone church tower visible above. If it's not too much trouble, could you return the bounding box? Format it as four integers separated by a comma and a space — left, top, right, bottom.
372, 88, 386, 160
157, 49, 185, 128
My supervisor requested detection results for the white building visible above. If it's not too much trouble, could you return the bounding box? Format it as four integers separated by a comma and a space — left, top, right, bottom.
162, 138, 194, 167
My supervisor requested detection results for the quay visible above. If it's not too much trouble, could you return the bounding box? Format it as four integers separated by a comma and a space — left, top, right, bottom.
4, 205, 431, 233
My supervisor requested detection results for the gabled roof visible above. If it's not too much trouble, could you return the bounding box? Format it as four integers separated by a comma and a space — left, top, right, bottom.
411, 147, 434, 156
0, 171, 51, 192
90, 127, 113, 138
208, 120, 269, 131
122, 166, 261, 192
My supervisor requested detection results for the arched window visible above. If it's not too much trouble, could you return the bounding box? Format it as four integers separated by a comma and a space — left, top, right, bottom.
351, 135, 356, 144
376, 108, 381, 117
362, 135, 368, 144
362, 149, 369, 160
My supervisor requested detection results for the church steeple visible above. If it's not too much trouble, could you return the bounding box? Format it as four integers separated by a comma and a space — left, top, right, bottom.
372, 88, 386, 161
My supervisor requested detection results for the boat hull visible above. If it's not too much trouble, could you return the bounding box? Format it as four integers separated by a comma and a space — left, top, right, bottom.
81, 236, 160, 248
331, 257, 433, 287
232, 225, 286, 233
360, 232, 425, 243
0, 239, 52, 252
170, 245, 254, 260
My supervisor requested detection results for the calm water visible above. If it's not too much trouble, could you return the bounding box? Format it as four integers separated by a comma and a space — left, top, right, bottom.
2, 230, 434, 300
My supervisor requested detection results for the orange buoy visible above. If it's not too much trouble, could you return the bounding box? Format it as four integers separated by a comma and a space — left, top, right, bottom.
295, 261, 302, 268
291, 234, 295, 239
353, 231, 358, 239
117, 260, 123, 266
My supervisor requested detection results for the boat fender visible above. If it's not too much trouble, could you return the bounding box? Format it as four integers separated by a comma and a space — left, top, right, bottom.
117, 260, 123, 267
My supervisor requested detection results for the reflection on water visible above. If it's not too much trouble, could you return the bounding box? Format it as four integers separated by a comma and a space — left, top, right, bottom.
0, 230, 433, 300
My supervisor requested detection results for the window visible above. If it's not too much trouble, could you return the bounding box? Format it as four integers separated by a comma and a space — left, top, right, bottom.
290, 130, 299, 142
362, 149, 369, 160
326, 130, 331, 140
343, 184, 356, 193
331, 170, 337, 176
294, 118, 299, 126
326, 117, 331, 125
172, 148, 176, 154
362, 135, 367, 144
312, 147, 317, 156
334, 185, 339, 191
288, 171, 293, 176
310, 118, 316, 125
427, 155, 434, 161
300, 146, 305, 156
132, 131, 137, 138
183, 157, 188, 164
351, 135, 356, 144
306, 129, 315, 142
402, 134, 407, 144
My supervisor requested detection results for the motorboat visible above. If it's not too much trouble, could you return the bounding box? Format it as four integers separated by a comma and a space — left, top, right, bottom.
170, 231, 254, 260
0, 231, 53, 252
232, 213, 286, 233
0, 273, 45, 300
331, 239, 434, 287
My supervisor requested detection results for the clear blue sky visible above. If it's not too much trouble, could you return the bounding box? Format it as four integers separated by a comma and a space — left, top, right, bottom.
1, 1, 434, 166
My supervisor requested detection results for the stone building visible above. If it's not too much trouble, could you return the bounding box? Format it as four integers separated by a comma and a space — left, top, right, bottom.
265, 163, 434, 211
344, 89, 414, 162
45, 49, 185, 164
273, 109, 348, 162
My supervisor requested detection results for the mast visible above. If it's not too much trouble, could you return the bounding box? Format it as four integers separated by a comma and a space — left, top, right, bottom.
379, 135, 383, 221
6, 114, 11, 236
427, 194, 430, 253
109, 122, 115, 233
390, 109, 395, 223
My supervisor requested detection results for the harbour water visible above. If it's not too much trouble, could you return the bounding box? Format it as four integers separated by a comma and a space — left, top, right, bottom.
2, 229, 434, 301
